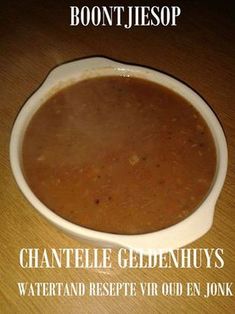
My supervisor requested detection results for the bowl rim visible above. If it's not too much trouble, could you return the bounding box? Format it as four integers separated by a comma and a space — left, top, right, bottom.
9, 57, 228, 254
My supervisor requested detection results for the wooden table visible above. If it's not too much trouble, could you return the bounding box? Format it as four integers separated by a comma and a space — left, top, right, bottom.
1, 1, 234, 313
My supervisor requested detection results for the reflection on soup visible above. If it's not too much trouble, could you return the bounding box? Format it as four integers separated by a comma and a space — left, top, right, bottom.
23, 76, 216, 234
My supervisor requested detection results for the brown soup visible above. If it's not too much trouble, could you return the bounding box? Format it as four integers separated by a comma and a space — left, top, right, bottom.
23, 76, 216, 234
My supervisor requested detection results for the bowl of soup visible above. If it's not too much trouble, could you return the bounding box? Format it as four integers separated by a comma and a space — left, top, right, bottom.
10, 57, 227, 254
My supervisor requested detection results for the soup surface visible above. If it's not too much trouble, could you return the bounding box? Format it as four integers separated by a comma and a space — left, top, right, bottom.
23, 76, 216, 234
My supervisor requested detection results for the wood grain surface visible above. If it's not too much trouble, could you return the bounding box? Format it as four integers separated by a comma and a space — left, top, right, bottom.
0, 1, 234, 313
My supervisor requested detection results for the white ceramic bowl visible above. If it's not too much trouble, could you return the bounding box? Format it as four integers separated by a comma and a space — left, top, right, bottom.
10, 57, 228, 255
